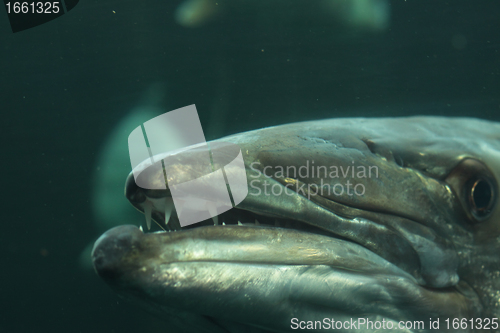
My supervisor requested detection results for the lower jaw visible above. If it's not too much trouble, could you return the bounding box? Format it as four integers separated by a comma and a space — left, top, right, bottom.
116, 247, 472, 330
98, 225, 477, 329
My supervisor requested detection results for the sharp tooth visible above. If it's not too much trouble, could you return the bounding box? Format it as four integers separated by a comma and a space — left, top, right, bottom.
238, 221, 243, 226
144, 201, 153, 230
139, 225, 143, 232
212, 215, 219, 225
164, 198, 174, 226
254, 219, 260, 225
222, 222, 226, 225
275, 219, 280, 227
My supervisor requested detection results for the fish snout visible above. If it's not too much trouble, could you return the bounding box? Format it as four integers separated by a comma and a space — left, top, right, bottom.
91, 225, 143, 281
125, 172, 147, 204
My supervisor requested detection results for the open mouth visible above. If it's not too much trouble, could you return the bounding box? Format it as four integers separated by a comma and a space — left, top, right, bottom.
143, 196, 340, 240
125, 166, 463, 291
125, 170, 355, 244
97, 174, 424, 286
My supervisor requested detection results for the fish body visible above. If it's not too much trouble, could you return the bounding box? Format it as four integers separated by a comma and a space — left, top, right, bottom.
93, 117, 500, 332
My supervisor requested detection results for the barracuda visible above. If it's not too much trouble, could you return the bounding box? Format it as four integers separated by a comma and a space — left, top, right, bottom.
92, 117, 500, 333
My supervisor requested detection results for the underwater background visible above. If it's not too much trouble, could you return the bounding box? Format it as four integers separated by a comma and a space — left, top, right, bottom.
1, 0, 499, 332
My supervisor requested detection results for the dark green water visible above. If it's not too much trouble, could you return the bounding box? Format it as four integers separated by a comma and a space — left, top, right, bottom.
1, 1, 499, 332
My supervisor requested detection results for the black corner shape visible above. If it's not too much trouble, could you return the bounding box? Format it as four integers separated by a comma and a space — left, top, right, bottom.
3, 0, 79, 33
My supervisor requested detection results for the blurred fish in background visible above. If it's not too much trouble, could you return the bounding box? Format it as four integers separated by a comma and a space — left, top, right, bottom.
175, 0, 390, 32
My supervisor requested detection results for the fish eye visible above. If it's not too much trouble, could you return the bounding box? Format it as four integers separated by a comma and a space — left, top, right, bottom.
445, 158, 498, 223
467, 177, 495, 220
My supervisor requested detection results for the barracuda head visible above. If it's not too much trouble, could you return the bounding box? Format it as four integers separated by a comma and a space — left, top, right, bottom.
92, 117, 500, 333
